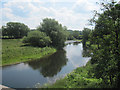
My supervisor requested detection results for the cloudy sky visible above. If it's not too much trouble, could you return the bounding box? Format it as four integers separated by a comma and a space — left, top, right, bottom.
0, 0, 119, 31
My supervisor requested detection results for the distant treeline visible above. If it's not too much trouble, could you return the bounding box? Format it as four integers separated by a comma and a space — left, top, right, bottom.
0, 18, 69, 49
0, 18, 85, 49
67, 30, 82, 40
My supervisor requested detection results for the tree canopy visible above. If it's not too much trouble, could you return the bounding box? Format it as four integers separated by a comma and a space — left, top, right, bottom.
67, 30, 82, 40
23, 31, 51, 47
2, 22, 30, 38
82, 28, 91, 47
37, 18, 68, 49
87, 1, 120, 88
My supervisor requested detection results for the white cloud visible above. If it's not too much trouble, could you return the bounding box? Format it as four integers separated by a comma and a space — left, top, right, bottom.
1, 0, 102, 30
0, 3, 2, 28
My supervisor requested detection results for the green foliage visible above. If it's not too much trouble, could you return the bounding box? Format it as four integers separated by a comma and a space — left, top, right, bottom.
2, 39, 56, 66
82, 28, 91, 47
23, 31, 51, 47
67, 30, 82, 40
37, 18, 68, 49
2, 22, 30, 38
64, 62, 101, 88
89, 1, 120, 88
47, 61, 102, 88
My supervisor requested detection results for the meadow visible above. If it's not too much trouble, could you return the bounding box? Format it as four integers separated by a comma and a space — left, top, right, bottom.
2, 39, 56, 66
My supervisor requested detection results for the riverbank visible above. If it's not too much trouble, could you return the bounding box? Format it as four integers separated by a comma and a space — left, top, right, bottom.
2, 39, 56, 66
45, 42, 102, 88
45, 61, 102, 88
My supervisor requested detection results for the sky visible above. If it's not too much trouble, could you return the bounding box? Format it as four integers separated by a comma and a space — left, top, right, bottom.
0, 0, 119, 31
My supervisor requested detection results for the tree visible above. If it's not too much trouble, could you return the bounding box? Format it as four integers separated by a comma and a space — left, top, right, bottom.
37, 18, 68, 49
2, 22, 30, 38
23, 31, 51, 47
89, 1, 120, 88
82, 28, 91, 47
67, 30, 82, 40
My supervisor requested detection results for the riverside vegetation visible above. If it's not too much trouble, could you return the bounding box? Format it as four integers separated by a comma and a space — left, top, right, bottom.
2, 39, 56, 66
42, 1, 120, 88
1, 18, 68, 66
1, 0, 120, 88
43, 61, 102, 88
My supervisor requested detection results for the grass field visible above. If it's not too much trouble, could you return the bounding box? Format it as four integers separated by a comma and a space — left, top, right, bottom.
2, 39, 56, 66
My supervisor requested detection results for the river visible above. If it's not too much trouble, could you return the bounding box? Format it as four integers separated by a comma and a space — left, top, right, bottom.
1, 42, 90, 88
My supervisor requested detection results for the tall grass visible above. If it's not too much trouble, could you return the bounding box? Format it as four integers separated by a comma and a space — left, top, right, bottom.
2, 39, 56, 66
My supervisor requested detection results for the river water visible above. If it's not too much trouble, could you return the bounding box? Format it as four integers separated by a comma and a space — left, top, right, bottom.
1, 42, 90, 88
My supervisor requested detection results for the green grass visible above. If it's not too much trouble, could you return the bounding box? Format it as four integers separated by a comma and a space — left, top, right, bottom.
46, 61, 102, 88
2, 39, 56, 66
41, 78, 67, 88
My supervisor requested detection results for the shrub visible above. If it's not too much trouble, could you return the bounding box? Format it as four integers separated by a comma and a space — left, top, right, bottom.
37, 18, 68, 49
23, 31, 51, 47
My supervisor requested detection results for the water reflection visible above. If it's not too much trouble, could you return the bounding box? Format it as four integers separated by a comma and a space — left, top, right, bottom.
27, 49, 68, 77
2, 42, 91, 88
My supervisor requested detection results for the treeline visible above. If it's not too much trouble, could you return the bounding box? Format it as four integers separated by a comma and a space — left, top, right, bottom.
67, 30, 82, 40
1, 22, 30, 39
1, 18, 84, 49
1, 18, 68, 49
83, 1, 120, 88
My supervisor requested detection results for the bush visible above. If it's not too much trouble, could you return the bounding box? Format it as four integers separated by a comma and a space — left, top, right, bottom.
37, 18, 68, 49
23, 31, 51, 47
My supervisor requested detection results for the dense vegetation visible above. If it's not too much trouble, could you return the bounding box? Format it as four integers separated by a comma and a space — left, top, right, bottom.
82, 28, 91, 47
37, 18, 68, 49
1, 0, 119, 88
2, 39, 56, 66
46, 1, 120, 88
67, 30, 82, 40
42, 61, 102, 88
2, 22, 30, 39
23, 31, 51, 47
1, 18, 69, 66
88, 2, 120, 88
1, 18, 68, 49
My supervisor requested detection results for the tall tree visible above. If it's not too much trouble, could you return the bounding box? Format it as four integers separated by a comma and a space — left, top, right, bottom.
82, 28, 91, 47
37, 18, 68, 49
90, 1, 120, 88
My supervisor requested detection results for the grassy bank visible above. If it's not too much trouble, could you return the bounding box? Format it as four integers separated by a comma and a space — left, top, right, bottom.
2, 39, 56, 66
45, 61, 102, 88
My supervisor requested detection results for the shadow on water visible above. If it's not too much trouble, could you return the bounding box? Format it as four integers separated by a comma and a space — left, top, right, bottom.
27, 49, 68, 77
65, 41, 79, 46
2, 42, 91, 88
73, 42, 80, 45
